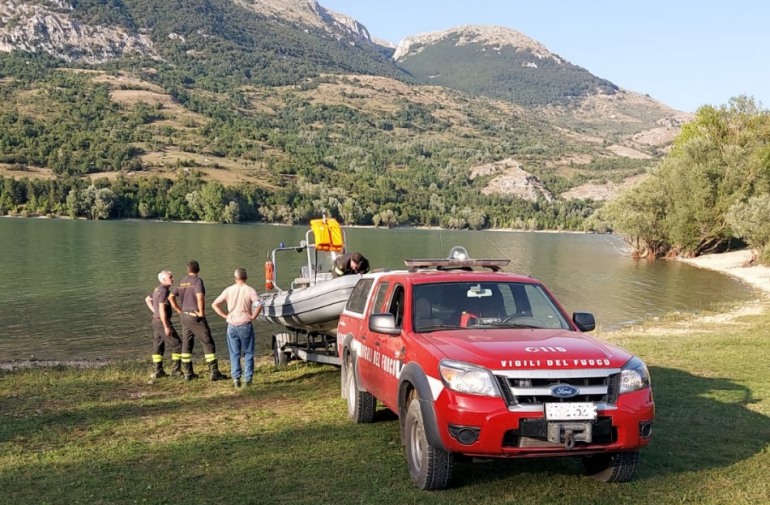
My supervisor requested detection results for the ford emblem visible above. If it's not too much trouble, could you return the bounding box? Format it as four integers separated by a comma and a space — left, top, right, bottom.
550, 385, 579, 399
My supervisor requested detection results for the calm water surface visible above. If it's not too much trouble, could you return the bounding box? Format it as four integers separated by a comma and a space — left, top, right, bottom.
0, 218, 757, 361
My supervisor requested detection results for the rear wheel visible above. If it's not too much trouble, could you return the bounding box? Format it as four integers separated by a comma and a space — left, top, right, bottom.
404, 399, 454, 490
582, 451, 639, 483
345, 354, 375, 423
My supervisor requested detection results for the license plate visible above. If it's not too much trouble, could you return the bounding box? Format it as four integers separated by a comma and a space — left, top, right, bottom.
545, 402, 597, 421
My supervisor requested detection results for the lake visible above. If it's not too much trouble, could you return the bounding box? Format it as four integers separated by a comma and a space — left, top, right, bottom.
0, 217, 757, 362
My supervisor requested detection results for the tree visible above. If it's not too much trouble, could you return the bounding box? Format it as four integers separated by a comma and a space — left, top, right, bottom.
66, 188, 82, 218
82, 185, 115, 220
725, 194, 770, 263
221, 201, 241, 224
377, 209, 398, 228
461, 207, 487, 230
606, 96, 770, 258
601, 174, 669, 259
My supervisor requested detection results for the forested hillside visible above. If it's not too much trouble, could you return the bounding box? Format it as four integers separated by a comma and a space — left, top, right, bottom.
0, 0, 683, 230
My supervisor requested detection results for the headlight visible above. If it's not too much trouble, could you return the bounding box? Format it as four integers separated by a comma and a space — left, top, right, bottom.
439, 360, 500, 397
619, 356, 651, 394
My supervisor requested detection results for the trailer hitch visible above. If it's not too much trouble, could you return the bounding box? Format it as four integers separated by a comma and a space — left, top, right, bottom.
564, 429, 575, 450
547, 422, 592, 449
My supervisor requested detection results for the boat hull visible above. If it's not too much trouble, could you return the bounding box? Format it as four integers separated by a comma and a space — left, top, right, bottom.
257, 275, 359, 335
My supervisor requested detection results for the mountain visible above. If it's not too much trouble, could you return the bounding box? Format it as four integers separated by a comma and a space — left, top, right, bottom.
0, 0, 692, 228
0, 0, 406, 83
394, 25, 617, 106
391, 24, 690, 200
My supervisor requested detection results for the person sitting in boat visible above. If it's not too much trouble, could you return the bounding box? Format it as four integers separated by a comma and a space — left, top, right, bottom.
332, 252, 370, 277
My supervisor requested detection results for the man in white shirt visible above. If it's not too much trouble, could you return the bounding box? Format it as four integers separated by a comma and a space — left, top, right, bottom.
212, 268, 262, 388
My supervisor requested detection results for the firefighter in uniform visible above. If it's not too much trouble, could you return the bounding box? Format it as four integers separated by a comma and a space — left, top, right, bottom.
332, 252, 370, 277
169, 260, 227, 381
144, 269, 183, 379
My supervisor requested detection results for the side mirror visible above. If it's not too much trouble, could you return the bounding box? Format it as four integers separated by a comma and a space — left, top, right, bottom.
369, 313, 401, 335
573, 312, 596, 332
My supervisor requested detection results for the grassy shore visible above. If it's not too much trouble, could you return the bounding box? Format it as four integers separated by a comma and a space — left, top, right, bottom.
3, 255, 770, 504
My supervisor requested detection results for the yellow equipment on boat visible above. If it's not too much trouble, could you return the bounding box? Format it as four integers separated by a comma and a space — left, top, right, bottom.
310, 217, 344, 252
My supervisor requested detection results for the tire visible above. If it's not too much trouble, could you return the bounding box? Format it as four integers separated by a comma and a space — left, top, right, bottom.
345, 355, 375, 423
404, 399, 454, 490
273, 345, 289, 367
273, 333, 291, 367
582, 451, 639, 483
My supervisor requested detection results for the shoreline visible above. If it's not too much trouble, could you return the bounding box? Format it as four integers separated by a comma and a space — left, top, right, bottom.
679, 249, 770, 296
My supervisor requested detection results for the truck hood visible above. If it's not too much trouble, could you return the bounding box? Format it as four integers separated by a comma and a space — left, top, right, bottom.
422, 328, 633, 371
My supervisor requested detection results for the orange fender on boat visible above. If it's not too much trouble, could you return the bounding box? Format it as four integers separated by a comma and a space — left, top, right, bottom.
265, 260, 274, 291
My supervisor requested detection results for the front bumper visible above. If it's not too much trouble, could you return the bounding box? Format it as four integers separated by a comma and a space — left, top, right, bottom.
435, 387, 655, 457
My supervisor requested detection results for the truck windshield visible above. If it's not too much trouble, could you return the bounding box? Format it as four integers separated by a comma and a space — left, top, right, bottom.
412, 281, 571, 331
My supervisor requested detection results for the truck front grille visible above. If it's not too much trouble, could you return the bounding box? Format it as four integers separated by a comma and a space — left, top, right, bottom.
495, 370, 620, 407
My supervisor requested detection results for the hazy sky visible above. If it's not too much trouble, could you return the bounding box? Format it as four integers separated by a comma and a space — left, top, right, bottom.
320, 0, 768, 113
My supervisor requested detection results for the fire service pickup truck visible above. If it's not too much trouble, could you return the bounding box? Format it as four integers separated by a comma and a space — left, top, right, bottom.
336, 247, 654, 490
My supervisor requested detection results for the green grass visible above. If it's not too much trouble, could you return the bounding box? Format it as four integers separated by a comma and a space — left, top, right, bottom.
2, 305, 770, 505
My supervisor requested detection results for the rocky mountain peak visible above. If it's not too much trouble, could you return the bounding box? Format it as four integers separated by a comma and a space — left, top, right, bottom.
0, 0, 378, 64
236, 0, 373, 42
393, 25, 562, 63
0, 1, 158, 63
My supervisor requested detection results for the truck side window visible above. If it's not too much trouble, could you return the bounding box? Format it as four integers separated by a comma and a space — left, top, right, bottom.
388, 285, 405, 329
372, 282, 390, 313
346, 279, 374, 314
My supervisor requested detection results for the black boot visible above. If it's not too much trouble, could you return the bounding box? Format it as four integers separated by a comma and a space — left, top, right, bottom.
208, 359, 227, 381
170, 360, 183, 378
150, 362, 167, 380
183, 361, 198, 381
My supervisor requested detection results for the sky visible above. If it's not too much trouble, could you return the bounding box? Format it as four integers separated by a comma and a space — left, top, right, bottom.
319, 0, 769, 113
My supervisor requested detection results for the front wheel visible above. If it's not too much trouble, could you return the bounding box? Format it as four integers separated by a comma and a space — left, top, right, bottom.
345, 355, 375, 423
404, 400, 454, 490
582, 451, 639, 483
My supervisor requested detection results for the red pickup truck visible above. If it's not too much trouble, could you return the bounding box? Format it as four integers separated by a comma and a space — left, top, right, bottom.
336, 247, 654, 490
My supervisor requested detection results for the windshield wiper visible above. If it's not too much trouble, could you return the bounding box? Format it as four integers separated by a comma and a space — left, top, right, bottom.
494, 321, 542, 329
417, 324, 460, 332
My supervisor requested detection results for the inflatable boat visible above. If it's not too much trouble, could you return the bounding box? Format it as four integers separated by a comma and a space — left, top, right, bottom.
257, 217, 358, 337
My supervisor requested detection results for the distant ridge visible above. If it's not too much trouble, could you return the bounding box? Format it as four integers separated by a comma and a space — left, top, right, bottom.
393, 24, 618, 106
393, 25, 561, 63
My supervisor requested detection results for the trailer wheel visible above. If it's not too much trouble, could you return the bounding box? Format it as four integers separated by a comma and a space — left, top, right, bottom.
273, 333, 291, 367
582, 451, 639, 483
345, 354, 375, 423
404, 399, 454, 490
273, 345, 289, 366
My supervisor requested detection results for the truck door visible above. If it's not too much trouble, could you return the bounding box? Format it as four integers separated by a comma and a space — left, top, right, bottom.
366, 284, 405, 409
338, 278, 375, 355
355, 280, 391, 391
